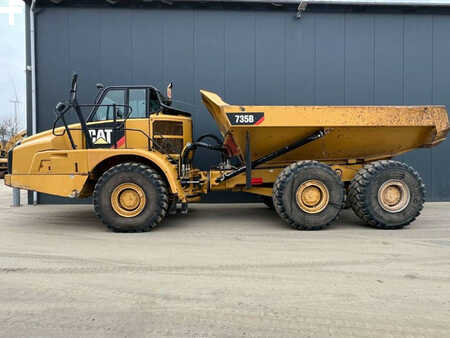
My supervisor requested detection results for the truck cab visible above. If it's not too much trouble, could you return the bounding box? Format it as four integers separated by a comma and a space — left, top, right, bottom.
84, 85, 192, 156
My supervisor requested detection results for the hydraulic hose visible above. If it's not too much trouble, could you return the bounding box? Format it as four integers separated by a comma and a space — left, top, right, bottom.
196, 134, 222, 145
179, 141, 227, 177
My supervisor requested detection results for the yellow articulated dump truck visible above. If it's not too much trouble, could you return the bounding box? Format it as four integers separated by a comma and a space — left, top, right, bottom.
0, 145, 6, 178
0, 130, 26, 179
4, 74, 449, 232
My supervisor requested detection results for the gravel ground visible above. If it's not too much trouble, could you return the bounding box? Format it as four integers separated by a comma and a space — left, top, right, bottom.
0, 183, 449, 337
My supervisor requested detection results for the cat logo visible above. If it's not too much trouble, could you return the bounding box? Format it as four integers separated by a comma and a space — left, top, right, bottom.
89, 129, 113, 145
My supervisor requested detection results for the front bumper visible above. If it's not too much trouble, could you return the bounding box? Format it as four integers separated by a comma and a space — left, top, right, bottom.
4, 173, 89, 197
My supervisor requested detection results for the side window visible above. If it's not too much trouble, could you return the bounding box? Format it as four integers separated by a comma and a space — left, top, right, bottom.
92, 89, 125, 121
149, 89, 161, 114
128, 89, 147, 118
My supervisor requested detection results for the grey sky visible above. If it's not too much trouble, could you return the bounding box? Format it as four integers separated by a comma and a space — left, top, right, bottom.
0, 0, 25, 130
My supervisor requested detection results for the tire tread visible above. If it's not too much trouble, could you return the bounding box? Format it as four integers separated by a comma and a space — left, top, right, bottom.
273, 160, 345, 231
93, 162, 168, 232
348, 160, 425, 229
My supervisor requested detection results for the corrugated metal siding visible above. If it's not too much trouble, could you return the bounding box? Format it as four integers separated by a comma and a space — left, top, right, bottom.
34, 4, 450, 203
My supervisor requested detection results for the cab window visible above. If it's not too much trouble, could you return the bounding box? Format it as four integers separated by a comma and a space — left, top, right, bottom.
92, 89, 125, 121
129, 89, 147, 118
149, 89, 161, 114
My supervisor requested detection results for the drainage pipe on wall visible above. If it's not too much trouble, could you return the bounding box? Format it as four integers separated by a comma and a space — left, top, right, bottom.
30, 0, 37, 205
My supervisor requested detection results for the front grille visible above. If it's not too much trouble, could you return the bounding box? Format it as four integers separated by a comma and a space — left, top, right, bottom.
7, 150, 12, 173
155, 138, 183, 154
153, 121, 183, 136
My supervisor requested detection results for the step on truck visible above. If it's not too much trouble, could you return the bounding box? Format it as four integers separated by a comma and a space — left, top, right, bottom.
4, 74, 449, 232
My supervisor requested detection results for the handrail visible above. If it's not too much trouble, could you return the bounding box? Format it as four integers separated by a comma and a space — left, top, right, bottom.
56, 126, 177, 162
81, 103, 133, 121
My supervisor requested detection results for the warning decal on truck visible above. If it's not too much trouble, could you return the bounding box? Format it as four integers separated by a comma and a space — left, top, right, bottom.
226, 113, 264, 126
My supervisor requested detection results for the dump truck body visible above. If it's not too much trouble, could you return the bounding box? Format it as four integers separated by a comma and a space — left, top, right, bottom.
201, 90, 448, 165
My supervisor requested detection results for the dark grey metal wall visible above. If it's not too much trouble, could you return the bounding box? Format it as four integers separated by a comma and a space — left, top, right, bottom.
33, 3, 450, 203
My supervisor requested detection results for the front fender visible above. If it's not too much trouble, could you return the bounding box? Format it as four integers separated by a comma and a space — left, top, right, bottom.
87, 149, 184, 199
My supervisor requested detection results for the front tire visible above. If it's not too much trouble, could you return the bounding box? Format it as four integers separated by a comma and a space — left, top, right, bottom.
273, 161, 345, 230
348, 160, 425, 229
93, 163, 169, 232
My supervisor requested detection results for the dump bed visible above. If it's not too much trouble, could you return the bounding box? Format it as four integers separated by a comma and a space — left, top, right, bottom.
200, 90, 449, 164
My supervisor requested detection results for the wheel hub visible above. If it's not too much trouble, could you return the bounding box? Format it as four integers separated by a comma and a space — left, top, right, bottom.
378, 179, 410, 213
119, 189, 140, 210
111, 183, 146, 217
296, 180, 329, 214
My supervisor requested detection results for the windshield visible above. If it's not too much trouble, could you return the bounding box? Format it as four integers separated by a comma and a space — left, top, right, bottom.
90, 89, 125, 121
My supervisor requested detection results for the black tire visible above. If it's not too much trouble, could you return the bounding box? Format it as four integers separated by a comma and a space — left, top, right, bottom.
343, 198, 352, 210
0, 171, 5, 179
273, 161, 345, 230
262, 196, 274, 209
93, 162, 169, 232
348, 160, 425, 229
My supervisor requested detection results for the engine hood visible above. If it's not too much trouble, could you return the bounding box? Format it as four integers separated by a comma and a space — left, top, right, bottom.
11, 124, 83, 174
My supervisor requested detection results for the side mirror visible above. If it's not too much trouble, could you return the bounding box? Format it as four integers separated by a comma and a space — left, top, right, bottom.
55, 102, 67, 113
166, 82, 173, 100
96, 83, 104, 90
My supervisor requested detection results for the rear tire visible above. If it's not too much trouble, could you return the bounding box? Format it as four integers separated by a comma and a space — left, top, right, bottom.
273, 161, 345, 230
348, 160, 425, 229
93, 163, 169, 232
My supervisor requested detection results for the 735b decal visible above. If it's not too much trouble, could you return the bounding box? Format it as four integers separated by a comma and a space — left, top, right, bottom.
226, 112, 264, 126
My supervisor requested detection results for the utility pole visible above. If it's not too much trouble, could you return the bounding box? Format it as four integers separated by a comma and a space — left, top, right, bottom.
10, 97, 20, 136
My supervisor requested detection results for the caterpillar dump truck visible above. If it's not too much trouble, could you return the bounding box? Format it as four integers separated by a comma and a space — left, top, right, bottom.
0, 152, 6, 179
4, 74, 449, 232
0, 130, 26, 179
0, 144, 6, 178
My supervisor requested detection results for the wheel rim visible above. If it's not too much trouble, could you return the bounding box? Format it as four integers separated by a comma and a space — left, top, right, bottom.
296, 179, 330, 214
377, 179, 410, 213
111, 183, 146, 218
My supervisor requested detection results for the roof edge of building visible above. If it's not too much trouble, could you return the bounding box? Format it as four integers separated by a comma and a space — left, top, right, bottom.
22, 0, 450, 7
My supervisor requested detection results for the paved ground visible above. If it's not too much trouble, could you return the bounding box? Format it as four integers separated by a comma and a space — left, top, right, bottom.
0, 183, 449, 337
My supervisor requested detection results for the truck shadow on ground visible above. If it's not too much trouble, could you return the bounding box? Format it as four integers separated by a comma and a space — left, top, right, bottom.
12, 203, 367, 233
155, 204, 292, 232
155, 204, 366, 232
